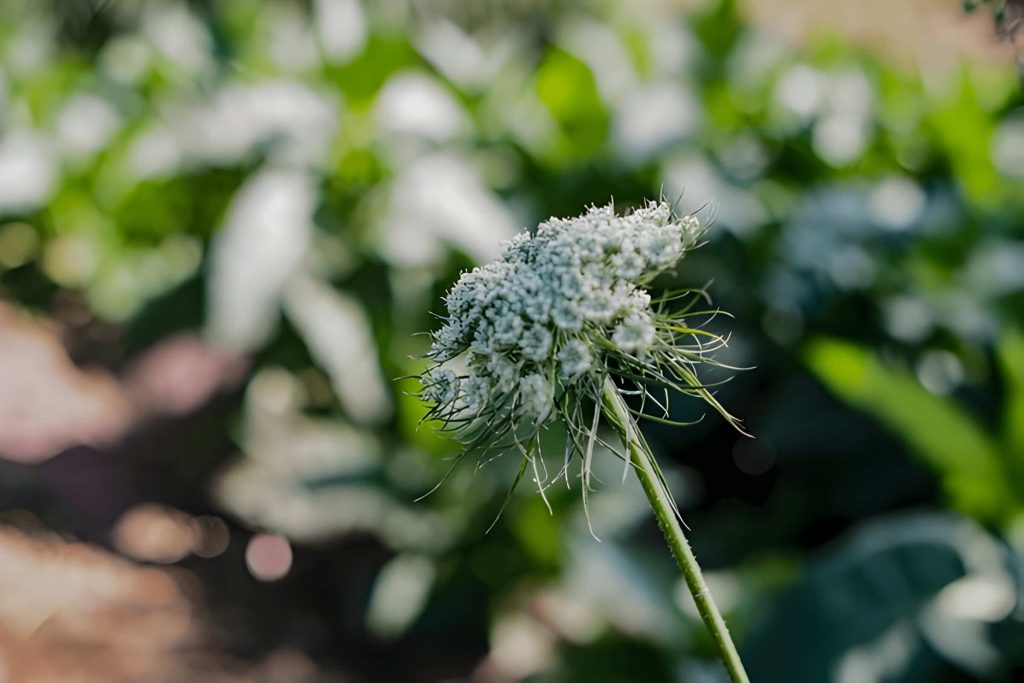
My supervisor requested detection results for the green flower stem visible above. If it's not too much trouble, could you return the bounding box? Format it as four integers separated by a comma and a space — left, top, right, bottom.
601, 377, 750, 683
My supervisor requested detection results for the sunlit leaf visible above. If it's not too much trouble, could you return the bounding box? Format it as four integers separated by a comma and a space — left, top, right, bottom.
806, 338, 1012, 522
998, 328, 1024, 462
535, 49, 610, 163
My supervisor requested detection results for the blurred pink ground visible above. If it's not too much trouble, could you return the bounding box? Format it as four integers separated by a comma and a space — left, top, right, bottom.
741, 0, 1016, 70
0, 304, 131, 464
0, 302, 246, 464
0, 526, 318, 682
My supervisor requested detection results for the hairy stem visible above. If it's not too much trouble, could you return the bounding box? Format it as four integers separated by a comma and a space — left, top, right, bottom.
601, 376, 750, 683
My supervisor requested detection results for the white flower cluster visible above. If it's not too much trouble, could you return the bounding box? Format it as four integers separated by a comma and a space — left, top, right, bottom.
422, 201, 705, 424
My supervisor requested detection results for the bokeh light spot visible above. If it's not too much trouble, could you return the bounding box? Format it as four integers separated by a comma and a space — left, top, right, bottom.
245, 534, 292, 582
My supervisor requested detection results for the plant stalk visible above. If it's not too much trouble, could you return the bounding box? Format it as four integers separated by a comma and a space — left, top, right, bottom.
601, 377, 750, 683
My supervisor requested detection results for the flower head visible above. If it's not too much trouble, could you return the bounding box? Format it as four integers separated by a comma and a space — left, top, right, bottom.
421, 368, 459, 407
417, 201, 742, 502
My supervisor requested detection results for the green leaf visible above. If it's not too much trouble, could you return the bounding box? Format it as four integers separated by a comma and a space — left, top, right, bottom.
744, 514, 1005, 682
805, 338, 1010, 522
924, 72, 1014, 205
326, 34, 417, 103
997, 328, 1024, 461
534, 49, 610, 163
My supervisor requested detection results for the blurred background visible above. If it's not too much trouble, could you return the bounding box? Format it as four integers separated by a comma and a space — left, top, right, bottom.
1, 0, 1023, 681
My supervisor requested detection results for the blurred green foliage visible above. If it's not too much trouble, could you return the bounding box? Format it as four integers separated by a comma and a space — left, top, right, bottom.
807, 337, 1018, 523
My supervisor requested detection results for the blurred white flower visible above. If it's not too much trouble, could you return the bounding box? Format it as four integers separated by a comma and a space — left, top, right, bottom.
0, 130, 57, 213
163, 81, 339, 170
216, 368, 452, 549
382, 152, 519, 267
416, 19, 514, 89
130, 124, 184, 180
614, 81, 700, 162
315, 0, 367, 63
206, 168, 316, 351
870, 177, 925, 231
562, 20, 636, 103
99, 35, 153, 85
375, 72, 469, 144
992, 113, 1024, 178
56, 94, 122, 161
283, 274, 392, 424
813, 70, 874, 166
267, 3, 320, 72
366, 554, 436, 639
775, 64, 825, 119
142, 2, 214, 75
